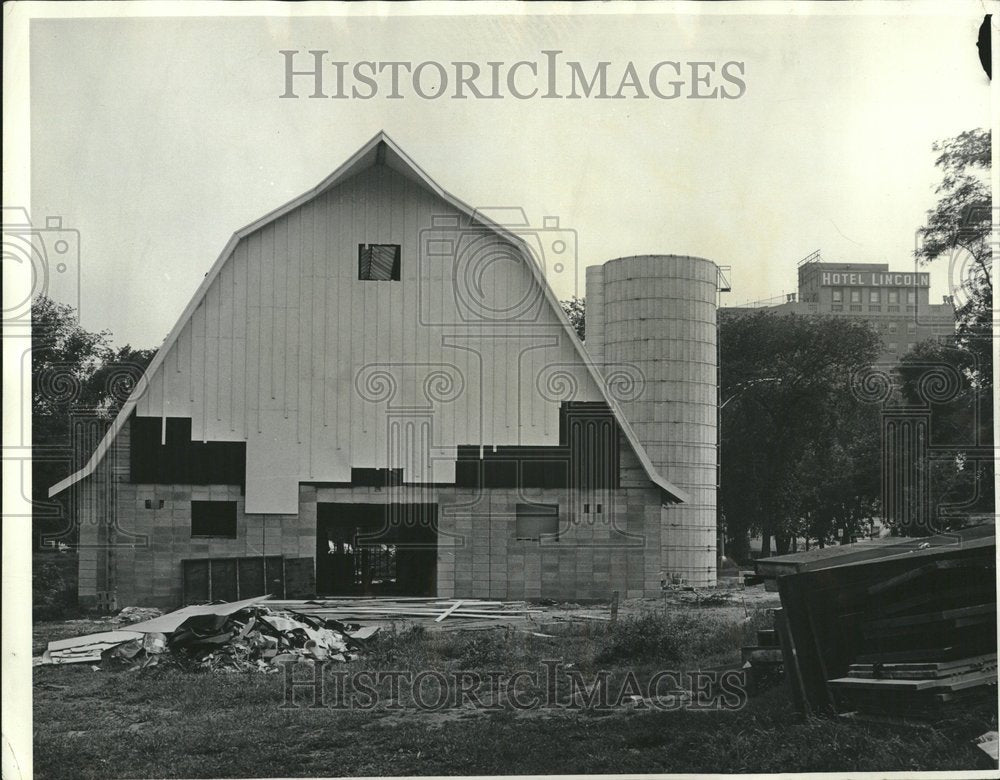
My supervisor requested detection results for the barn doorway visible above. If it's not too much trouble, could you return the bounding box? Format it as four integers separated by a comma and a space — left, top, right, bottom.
316, 503, 438, 596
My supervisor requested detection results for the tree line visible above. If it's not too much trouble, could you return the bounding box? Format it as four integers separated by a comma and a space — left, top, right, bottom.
31, 297, 155, 547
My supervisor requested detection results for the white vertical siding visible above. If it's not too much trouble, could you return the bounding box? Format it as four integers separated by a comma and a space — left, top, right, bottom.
135, 165, 602, 513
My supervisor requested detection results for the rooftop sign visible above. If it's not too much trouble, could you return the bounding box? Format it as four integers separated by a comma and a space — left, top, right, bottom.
821, 271, 929, 287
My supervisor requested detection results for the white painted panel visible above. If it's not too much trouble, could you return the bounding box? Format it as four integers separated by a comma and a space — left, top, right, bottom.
134, 164, 611, 502
245, 411, 300, 514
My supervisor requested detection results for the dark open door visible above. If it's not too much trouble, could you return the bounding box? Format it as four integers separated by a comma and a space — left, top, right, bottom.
316, 503, 437, 596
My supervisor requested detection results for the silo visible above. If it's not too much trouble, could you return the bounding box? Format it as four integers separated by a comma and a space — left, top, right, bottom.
586, 255, 718, 586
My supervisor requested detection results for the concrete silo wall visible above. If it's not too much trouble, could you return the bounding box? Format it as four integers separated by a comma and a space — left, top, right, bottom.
586, 255, 718, 586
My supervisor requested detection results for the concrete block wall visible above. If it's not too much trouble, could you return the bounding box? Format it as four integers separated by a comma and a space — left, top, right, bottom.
75, 419, 315, 609
439, 484, 663, 600
74, 418, 671, 607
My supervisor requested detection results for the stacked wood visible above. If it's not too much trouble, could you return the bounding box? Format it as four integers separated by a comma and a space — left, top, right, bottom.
770, 524, 997, 720
829, 655, 997, 718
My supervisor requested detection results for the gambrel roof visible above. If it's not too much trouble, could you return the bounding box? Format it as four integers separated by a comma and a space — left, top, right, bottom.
50, 131, 689, 503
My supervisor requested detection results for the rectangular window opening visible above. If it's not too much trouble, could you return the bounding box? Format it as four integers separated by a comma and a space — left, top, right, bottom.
515, 503, 559, 542
358, 243, 401, 281
191, 500, 238, 539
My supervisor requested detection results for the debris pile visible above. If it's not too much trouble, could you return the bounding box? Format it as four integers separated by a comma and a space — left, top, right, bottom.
39, 596, 378, 673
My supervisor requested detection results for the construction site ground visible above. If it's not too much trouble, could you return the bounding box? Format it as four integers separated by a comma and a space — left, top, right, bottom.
32, 586, 996, 778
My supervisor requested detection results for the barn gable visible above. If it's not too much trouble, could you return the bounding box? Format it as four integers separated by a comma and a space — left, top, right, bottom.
50, 131, 688, 512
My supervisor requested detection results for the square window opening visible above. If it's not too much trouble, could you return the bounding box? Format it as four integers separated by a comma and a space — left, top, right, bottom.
191, 500, 238, 538
358, 244, 401, 281
515, 503, 560, 542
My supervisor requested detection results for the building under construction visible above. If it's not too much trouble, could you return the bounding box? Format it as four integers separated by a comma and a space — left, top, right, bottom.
50, 132, 722, 608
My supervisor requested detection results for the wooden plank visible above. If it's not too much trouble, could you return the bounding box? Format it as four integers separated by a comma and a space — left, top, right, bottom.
211, 559, 238, 602
829, 668, 997, 692
755, 536, 909, 578
283, 557, 315, 599
867, 559, 982, 596
182, 559, 210, 604
866, 604, 996, 631
872, 584, 986, 617
773, 608, 810, 716
848, 653, 996, 675
862, 608, 997, 641
237, 557, 266, 599
434, 600, 465, 622
806, 603, 838, 711
854, 646, 965, 664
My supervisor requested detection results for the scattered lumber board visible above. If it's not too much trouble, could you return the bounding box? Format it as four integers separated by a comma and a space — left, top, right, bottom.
846, 654, 996, 680
828, 668, 997, 693
434, 600, 465, 622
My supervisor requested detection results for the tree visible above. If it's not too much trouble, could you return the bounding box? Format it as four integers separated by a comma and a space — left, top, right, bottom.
719, 310, 883, 559
893, 339, 995, 533
915, 128, 992, 381
560, 296, 586, 341
32, 296, 155, 547
908, 128, 994, 529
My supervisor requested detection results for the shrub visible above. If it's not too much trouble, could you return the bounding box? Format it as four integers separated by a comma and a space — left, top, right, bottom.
597, 610, 746, 665
33, 556, 77, 620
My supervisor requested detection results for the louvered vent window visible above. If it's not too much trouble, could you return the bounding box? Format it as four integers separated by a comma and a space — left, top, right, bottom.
358, 243, 401, 281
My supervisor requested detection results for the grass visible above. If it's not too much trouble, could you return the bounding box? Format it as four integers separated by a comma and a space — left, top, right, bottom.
33, 606, 998, 778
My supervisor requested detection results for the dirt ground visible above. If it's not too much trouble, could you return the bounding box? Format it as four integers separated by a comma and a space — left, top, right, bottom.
30, 586, 996, 778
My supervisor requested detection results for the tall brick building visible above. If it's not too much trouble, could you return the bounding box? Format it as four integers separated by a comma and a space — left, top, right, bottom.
50, 133, 722, 608
723, 253, 956, 362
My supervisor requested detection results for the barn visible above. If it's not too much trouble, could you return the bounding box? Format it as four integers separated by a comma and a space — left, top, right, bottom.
50, 132, 720, 608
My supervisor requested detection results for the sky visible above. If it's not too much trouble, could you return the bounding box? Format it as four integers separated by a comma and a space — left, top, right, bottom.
24, 4, 993, 347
